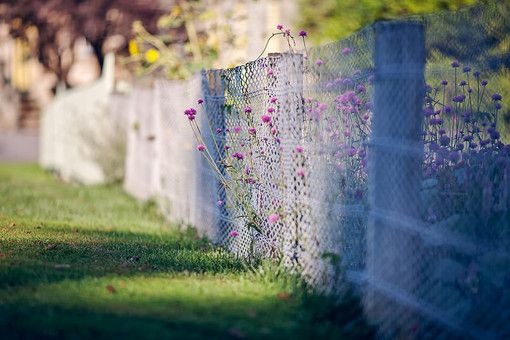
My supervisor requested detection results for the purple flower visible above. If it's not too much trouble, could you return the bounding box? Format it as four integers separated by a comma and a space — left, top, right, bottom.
453, 95, 466, 103
248, 127, 256, 135
232, 152, 244, 160
270, 97, 277, 104
448, 151, 460, 163
184, 108, 197, 121
439, 135, 450, 146
495, 102, 502, 110
315, 58, 323, 66
318, 103, 328, 111
229, 230, 238, 237
441, 80, 448, 86
459, 80, 467, 86
217, 200, 224, 206
480, 139, 490, 147
481, 80, 488, 86
233, 126, 242, 133
224, 145, 230, 150
276, 24, 283, 30
284, 29, 291, 36
295, 145, 304, 153
216, 128, 222, 134
463, 67, 471, 73
197, 98, 204, 104
451, 61, 460, 68
197, 144, 205, 151
271, 127, 277, 135
244, 106, 252, 113
342, 47, 352, 55
299, 30, 307, 37
267, 213, 280, 225
356, 84, 366, 93
348, 147, 357, 157
492, 93, 502, 101
267, 68, 274, 76
261, 115, 272, 124
490, 130, 500, 140
296, 168, 305, 178
473, 71, 480, 78
267, 107, 275, 113
424, 107, 434, 117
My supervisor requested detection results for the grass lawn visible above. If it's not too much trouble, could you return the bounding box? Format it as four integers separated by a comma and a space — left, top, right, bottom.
0, 164, 372, 339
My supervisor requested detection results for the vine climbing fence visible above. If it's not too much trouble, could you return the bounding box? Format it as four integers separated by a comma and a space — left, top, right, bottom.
41, 2, 510, 338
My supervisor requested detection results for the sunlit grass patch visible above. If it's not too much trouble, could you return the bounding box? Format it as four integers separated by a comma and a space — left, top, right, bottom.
0, 164, 373, 339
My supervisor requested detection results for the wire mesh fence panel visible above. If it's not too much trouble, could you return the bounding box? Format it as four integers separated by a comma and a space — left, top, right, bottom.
106, 1, 510, 338
195, 2, 510, 338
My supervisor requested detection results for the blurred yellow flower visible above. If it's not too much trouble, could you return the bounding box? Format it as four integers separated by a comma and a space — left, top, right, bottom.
145, 49, 160, 63
128, 39, 139, 55
171, 5, 182, 17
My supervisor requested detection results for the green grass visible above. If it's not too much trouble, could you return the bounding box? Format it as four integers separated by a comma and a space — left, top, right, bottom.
0, 164, 372, 339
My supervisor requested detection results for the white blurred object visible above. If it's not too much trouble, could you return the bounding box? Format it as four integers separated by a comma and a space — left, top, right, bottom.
39, 53, 123, 184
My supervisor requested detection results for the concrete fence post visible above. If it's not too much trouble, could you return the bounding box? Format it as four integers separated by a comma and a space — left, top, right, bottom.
198, 69, 226, 243
366, 21, 425, 335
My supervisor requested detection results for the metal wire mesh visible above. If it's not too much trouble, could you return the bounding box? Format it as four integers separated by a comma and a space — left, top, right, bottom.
196, 2, 510, 338
111, 2, 510, 338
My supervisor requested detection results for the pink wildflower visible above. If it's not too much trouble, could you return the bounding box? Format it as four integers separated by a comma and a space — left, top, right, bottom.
271, 127, 277, 135
342, 47, 352, 55
244, 106, 252, 113
270, 97, 277, 104
229, 230, 239, 237
232, 152, 244, 160
184, 108, 197, 121
267, 107, 275, 113
248, 127, 257, 135
295, 146, 304, 153
233, 126, 242, 133
267, 68, 274, 76
267, 213, 280, 225
296, 168, 305, 178
276, 24, 283, 30
261, 115, 272, 124
217, 200, 224, 206
197, 144, 205, 151
315, 59, 323, 66
197, 98, 204, 104
216, 128, 222, 134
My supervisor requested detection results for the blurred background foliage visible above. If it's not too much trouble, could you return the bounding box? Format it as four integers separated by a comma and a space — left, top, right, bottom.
125, 1, 217, 80
297, 0, 478, 43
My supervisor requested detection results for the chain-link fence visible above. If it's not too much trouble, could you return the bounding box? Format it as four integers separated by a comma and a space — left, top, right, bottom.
39, 2, 510, 338
196, 2, 509, 337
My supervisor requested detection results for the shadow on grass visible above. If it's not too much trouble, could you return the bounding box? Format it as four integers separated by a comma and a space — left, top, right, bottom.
0, 224, 244, 289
